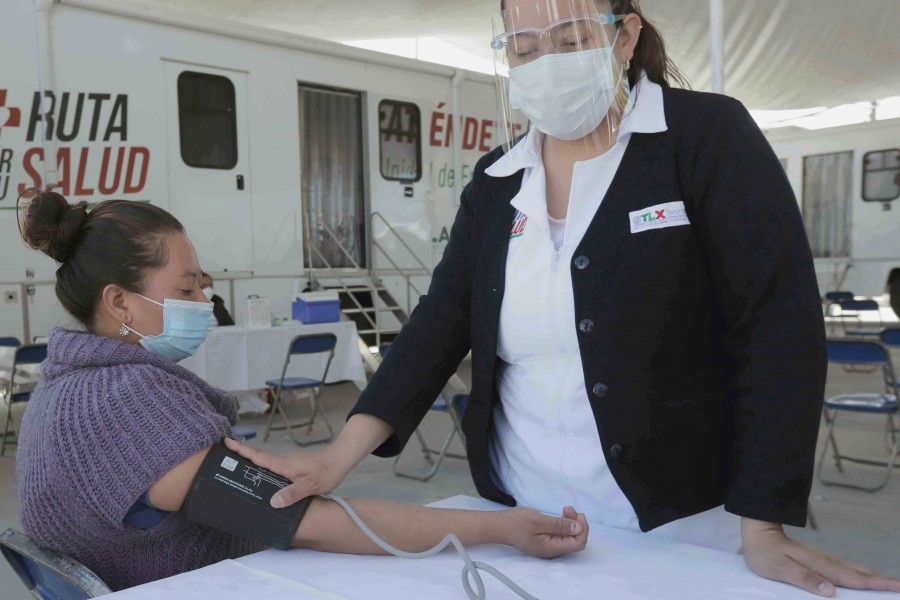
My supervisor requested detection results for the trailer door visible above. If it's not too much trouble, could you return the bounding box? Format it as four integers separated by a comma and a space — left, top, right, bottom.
299, 85, 366, 269
163, 62, 252, 272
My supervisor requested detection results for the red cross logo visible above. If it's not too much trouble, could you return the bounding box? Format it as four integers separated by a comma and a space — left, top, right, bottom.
655, 209, 667, 220
0, 90, 22, 140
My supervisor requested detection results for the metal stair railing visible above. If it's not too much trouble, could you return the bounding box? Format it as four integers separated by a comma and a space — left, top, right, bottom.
370, 211, 432, 314
368, 212, 468, 397
304, 215, 469, 396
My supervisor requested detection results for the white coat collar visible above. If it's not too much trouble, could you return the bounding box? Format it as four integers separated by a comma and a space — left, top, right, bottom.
484, 74, 667, 178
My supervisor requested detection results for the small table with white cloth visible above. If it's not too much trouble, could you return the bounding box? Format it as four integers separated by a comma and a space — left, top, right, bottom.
102, 495, 877, 600
179, 322, 367, 394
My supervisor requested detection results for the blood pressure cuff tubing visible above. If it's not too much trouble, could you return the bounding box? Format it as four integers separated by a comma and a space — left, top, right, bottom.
181, 440, 312, 550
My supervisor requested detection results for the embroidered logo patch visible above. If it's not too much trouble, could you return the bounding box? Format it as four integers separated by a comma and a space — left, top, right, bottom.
629, 201, 691, 234
510, 210, 527, 238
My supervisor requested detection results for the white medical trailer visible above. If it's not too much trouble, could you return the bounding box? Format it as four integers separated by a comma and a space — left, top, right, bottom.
0, 0, 897, 343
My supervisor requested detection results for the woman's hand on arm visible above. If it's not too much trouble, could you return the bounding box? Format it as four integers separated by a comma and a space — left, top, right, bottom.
224, 413, 394, 508
294, 498, 589, 559
741, 517, 900, 596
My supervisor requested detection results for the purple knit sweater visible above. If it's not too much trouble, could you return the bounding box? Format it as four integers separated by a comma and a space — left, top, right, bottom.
16, 328, 265, 591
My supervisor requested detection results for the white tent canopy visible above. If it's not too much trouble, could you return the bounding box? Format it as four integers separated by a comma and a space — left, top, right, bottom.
123, 0, 900, 112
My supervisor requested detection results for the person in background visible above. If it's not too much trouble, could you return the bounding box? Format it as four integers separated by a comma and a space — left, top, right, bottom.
200, 271, 235, 326
888, 269, 900, 320
15, 190, 589, 592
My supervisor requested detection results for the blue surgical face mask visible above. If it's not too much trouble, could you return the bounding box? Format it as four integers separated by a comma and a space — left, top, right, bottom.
125, 294, 213, 362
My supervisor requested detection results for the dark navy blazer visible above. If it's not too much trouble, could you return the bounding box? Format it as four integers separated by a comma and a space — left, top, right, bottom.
351, 87, 826, 531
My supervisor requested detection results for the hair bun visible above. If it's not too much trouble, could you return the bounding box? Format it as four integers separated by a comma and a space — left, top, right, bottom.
19, 190, 89, 263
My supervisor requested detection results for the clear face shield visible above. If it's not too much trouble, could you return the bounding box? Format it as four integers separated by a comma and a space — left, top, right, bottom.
492, 0, 630, 153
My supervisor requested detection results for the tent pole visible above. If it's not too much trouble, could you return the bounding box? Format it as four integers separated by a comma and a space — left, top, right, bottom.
709, 0, 724, 94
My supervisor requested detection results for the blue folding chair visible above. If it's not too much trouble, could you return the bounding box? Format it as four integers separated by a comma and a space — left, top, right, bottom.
2, 344, 48, 457
837, 298, 883, 337
231, 425, 257, 441
263, 333, 337, 446
0, 528, 111, 599
881, 327, 900, 348
824, 291, 854, 302
817, 339, 899, 491
823, 291, 855, 326
393, 393, 469, 482
0, 337, 21, 348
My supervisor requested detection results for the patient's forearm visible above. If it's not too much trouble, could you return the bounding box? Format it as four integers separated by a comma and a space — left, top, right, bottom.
293, 497, 503, 554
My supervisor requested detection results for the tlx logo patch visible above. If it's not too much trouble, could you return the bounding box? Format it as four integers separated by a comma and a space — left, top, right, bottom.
629, 201, 691, 234
510, 210, 527, 238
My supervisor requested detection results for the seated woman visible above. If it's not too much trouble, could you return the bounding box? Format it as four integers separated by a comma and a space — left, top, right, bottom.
15, 190, 589, 592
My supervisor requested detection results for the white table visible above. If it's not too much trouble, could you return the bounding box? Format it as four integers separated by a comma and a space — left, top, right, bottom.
105, 495, 879, 600
179, 322, 367, 392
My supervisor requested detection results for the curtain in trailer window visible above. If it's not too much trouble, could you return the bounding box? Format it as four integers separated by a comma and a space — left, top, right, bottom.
300, 87, 365, 269
802, 152, 852, 258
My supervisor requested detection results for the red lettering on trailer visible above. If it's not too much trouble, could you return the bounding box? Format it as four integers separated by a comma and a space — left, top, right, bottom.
17, 146, 150, 196
428, 105, 498, 152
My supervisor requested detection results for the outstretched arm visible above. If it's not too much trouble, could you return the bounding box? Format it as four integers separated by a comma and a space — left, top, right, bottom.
295, 498, 588, 558
148, 446, 588, 559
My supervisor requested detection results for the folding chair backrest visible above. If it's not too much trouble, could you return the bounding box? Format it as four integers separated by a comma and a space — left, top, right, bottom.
827, 339, 888, 365
15, 344, 48, 366
838, 299, 879, 312
827, 339, 898, 392
881, 328, 900, 347
824, 291, 854, 302
277, 333, 338, 385
0, 337, 21, 348
289, 334, 337, 356
0, 528, 112, 599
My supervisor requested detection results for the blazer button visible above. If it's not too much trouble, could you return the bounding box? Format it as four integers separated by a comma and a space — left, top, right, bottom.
610, 444, 623, 459
592, 382, 608, 398
574, 255, 590, 270
578, 319, 594, 333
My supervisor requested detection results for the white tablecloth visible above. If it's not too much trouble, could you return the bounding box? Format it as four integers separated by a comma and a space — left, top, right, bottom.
179, 322, 366, 392
105, 495, 878, 600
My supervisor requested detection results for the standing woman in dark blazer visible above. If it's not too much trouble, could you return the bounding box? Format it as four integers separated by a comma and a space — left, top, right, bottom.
229, 0, 900, 595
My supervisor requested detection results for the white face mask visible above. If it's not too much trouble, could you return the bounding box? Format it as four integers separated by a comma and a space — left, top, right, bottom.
201, 287, 215, 301
508, 44, 622, 141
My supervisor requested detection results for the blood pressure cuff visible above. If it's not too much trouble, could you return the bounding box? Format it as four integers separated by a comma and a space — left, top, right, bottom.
181, 440, 312, 550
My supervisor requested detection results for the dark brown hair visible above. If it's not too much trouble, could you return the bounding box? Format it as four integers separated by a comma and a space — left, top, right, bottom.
611, 0, 688, 89
500, 0, 689, 89
18, 189, 184, 328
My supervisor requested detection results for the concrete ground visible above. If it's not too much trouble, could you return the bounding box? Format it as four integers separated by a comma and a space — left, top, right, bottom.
1, 356, 899, 598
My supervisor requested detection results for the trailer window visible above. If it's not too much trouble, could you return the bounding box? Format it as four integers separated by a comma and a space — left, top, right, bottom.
862, 148, 900, 203
177, 72, 238, 169
379, 100, 421, 182
802, 151, 852, 258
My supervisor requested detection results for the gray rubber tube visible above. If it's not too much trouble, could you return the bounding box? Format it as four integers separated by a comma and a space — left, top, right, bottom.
321, 493, 541, 600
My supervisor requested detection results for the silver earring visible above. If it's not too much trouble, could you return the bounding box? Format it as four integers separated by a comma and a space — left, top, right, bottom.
624, 59, 631, 70
119, 324, 130, 337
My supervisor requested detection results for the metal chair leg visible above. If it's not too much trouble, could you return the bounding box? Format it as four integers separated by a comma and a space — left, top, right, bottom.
265, 387, 334, 447
290, 390, 334, 447
1, 400, 15, 457
393, 397, 467, 482
262, 386, 282, 442
393, 427, 458, 482
413, 428, 434, 465
818, 412, 900, 492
